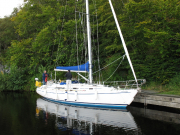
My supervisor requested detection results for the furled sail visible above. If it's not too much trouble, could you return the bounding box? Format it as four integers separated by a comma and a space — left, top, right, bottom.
55, 62, 89, 72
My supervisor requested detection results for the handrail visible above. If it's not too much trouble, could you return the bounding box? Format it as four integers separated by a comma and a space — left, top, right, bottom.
99, 79, 146, 89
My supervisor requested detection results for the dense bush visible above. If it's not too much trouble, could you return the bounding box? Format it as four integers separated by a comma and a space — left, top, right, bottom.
0, 66, 27, 91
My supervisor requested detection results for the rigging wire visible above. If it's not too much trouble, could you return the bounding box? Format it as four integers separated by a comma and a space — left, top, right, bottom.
75, 0, 80, 81
104, 54, 125, 82
75, 1, 79, 68
52, 1, 63, 68
77, 55, 125, 82
93, 54, 125, 75
83, 0, 88, 78
75, 0, 125, 82
78, 1, 88, 78
51, 0, 134, 83
55, 0, 76, 66
92, 0, 101, 82
91, 1, 96, 81
75, 0, 88, 80
55, 0, 68, 67
75, 0, 78, 80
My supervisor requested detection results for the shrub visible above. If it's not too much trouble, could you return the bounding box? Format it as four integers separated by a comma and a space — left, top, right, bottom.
0, 66, 27, 91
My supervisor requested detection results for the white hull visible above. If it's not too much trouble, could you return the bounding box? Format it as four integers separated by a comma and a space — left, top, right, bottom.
36, 98, 138, 130
36, 83, 138, 109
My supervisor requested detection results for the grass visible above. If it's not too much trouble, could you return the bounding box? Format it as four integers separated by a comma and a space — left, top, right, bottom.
141, 81, 180, 96
158, 91, 180, 96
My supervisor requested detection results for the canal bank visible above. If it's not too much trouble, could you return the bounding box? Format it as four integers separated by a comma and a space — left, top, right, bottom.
132, 90, 180, 109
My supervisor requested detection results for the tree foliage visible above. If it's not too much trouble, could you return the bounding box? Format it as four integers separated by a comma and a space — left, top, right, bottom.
119, 0, 180, 83
0, 0, 180, 91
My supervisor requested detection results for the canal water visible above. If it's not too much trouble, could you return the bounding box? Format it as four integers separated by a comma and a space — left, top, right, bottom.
0, 92, 180, 135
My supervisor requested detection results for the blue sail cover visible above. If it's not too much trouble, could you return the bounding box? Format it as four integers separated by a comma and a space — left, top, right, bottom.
56, 62, 89, 72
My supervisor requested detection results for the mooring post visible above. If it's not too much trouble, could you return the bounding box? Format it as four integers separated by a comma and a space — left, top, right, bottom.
144, 94, 147, 108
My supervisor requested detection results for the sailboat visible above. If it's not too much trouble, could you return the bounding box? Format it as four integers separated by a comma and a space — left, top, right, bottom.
36, 98, 138, 133
36, 0, 144, 109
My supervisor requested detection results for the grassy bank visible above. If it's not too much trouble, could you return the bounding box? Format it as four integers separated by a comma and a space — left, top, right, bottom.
142, 81, 180, 96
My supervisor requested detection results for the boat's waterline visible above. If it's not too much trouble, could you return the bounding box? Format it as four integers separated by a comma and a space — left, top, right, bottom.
42, 97, 128, 109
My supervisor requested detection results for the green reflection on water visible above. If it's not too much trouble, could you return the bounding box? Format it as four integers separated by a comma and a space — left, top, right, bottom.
0, 92, 39, 135
0, 92, 64, 135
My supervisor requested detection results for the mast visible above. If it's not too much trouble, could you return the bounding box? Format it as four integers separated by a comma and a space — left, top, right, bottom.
108, 0, 138, 84
86, 0, 93, 84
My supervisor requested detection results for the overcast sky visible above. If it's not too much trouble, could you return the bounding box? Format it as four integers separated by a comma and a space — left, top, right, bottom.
0, 0, 24, 18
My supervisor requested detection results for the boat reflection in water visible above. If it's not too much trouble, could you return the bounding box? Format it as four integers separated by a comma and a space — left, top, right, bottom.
36, 98, 138, 134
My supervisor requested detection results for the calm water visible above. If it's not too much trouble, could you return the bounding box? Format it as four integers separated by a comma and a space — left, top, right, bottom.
0, 92, 180, 135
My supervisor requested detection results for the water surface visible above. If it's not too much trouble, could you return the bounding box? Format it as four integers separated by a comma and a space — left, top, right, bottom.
0, 92, 180, 135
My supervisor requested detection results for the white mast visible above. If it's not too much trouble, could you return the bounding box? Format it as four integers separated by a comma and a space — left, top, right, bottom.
86, 0, 93, 84
108, 0, 138, 84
